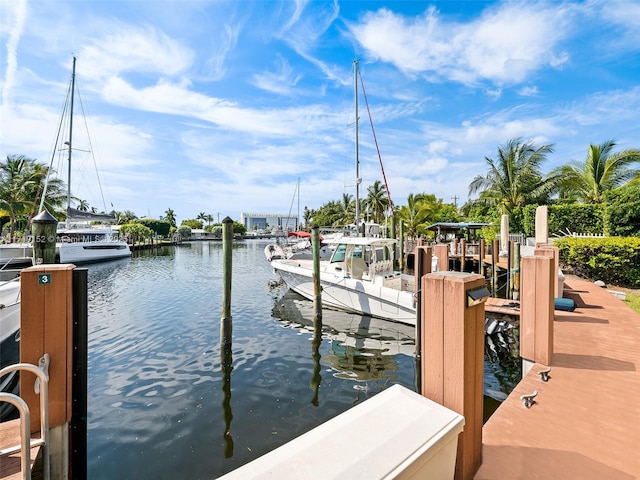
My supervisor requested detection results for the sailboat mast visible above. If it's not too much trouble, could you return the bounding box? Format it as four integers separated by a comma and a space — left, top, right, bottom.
66, 56, 77, 226
354, 60, 361, 235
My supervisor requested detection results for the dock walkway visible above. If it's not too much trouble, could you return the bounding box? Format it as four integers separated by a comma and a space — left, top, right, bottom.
476, 276, 640, 479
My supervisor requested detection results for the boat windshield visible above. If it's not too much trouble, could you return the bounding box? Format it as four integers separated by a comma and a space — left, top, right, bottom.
330, 244, 347, 263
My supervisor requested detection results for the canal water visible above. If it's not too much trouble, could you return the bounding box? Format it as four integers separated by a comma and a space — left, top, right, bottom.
85, 239, 520, 479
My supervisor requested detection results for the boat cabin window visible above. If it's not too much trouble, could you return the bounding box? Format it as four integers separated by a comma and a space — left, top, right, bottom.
331, 244, 347, 263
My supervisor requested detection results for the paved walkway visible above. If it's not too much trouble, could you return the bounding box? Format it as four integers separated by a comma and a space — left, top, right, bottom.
476, 276, 640, 479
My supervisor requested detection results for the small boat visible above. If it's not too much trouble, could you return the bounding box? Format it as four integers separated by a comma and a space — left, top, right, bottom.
272, 236, 420, 325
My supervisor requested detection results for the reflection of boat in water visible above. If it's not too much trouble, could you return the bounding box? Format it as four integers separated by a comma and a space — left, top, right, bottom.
271, 290, 415, 382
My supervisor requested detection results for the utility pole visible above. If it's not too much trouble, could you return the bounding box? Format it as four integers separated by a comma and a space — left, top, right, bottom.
451, 195, 459, 208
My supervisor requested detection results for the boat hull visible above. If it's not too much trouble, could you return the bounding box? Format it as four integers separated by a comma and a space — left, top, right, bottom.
58, 241, 131, 264
272, 259, 416, 326
0, 280, 21, 419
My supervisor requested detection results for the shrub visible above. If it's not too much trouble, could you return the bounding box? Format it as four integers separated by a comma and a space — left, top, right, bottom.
554, 237, 640, 288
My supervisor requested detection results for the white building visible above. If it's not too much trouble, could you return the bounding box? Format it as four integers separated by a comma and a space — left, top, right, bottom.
240, 213, 298, 232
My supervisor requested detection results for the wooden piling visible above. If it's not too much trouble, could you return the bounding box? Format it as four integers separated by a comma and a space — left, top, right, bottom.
31, 210, 58, 265
312, 225, 322, 321
520, 255, 554, 368
491, 239, 499, 296
421, 271, 486, 480
21, 264, 76, 479
478, 239, 485, 275
434, 244, 449, 272
398, 221, 405, 271
512, 242, 521, 301
221, 216, 233, 347
460, 239, 466, 272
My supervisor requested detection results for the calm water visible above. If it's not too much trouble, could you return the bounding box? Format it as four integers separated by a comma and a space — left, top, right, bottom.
85, 239, 519, 479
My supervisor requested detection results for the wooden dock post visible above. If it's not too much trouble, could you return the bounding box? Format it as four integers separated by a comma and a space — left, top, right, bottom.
491, 239, 499, 295
534, 244, 560, 298
311, 225, 322, 321
20, 264, 77, 479
31, 210, 58, 265
421, 271, 487, 480
512, 242, 521, 300
434, 244, 449, 272
478, 239, 485, 275
520, 255, 554, 374
413, 245, 433, 377
221, 216, 233, 347
460, 239, 466, 272
398, 221, 405, 271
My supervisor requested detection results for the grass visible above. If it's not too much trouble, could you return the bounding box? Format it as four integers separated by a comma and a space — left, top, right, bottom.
624, 292, 640, 315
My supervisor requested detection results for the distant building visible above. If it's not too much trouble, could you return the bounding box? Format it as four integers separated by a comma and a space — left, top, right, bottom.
240, 213, 298, 232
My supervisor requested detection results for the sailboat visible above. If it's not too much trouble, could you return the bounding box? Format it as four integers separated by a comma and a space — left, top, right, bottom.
270, 61, 424, 325
46, 57, 131, 264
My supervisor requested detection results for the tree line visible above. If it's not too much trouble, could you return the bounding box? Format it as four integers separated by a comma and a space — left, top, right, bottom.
2, 138, 639, 242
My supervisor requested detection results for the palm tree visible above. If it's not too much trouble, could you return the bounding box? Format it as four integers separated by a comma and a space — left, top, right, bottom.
467, 138, 559, 215
164, 208, 176, 228
0, 155, 66, 241
364, 180, 390, 224
196, 212, 207, 224
335, 193, 355, 227
204, 214, 213, 227
77, 199, 90, 211
395, 193, 433, 238
552, 140, 640, 204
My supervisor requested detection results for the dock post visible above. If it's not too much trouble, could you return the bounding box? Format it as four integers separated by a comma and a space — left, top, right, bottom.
534, 245, 560, 298
220, 216, 234, 457
520, 255, 554, 376
478, 238, 485, 275
413, 245, 433, 360
434, 244, 449, 272
21, 264, 78, 479
398, 221, 405, 271
31, 209, 58, 265
460, 238, 466, 272
311, 231, 323, 406
421, 271, 487, 480
512, 242, 521, 300
221, 216, 233, 346
491, 239, 499, 296
311, 225, 322, 321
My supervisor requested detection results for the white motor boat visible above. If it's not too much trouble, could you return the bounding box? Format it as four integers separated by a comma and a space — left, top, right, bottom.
0, 277, 21, 418
271, 236, 421, 326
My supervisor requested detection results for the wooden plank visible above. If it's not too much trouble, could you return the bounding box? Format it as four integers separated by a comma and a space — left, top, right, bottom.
476, 276, 640, 479
0, 419, 42, 480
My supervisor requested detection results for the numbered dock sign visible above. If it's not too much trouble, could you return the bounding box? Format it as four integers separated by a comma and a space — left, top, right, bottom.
38, 273, 52, 285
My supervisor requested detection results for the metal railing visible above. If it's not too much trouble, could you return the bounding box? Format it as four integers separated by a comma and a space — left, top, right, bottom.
0, 354, 50, 480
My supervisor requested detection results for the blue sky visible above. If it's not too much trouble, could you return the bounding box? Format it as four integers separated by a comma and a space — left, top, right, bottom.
1, 0, 639, 224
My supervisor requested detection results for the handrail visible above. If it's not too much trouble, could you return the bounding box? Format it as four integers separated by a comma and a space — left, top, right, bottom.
0, 356, 50, 480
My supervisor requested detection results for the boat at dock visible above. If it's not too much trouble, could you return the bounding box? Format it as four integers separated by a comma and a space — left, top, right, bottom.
272, 236, 420, 325
264, 230, 334, 262
35, 56, 131, 265
0, 277, 21, 419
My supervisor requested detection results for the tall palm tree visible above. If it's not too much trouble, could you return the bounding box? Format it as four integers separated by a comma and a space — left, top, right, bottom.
467, 138, 559, 215
77, 199, 90, 211
0, 155, 66, 241
164, 208, 176, 228
395, 193, 432, 238
364, 180, 390, 224
196, 212, 207, 224
552, 140, 640, 204
335, 193, 355, 227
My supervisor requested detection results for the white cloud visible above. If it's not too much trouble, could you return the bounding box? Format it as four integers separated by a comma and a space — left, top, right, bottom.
350, 2, 575, 86
1, 0, 28, 107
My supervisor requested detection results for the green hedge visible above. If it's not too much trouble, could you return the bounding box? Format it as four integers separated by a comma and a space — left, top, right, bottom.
604, 185, 640, 237
554, 237, 640, 288
523, 204, 604, 237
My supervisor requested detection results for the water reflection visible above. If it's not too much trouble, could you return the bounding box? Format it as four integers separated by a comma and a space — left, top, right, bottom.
271, 290, 416, 384
221, 343, 234, 458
